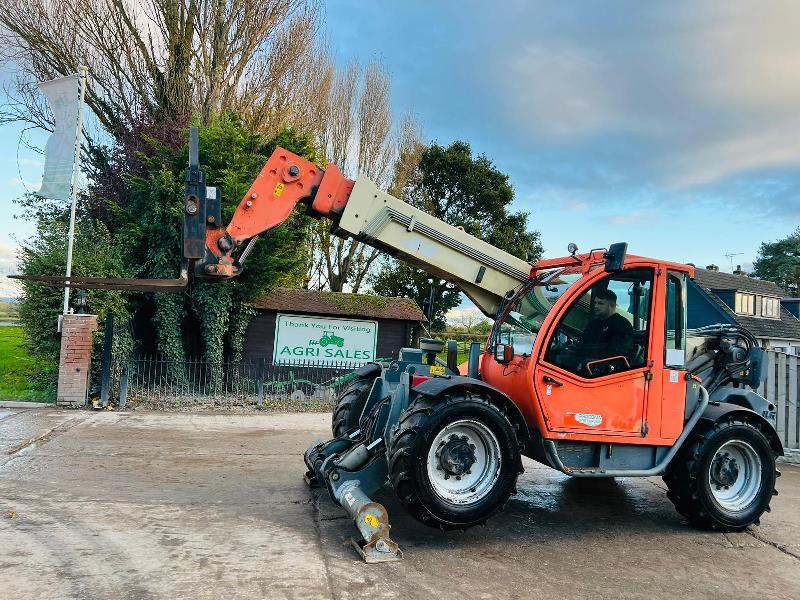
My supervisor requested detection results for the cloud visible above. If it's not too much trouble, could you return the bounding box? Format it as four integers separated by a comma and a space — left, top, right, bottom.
446, 306, 488, 326
0, 241, 20, 270
608, 212, 645, 225
505, 43, 621, 140
664, 123, 800, 188
569, 201, 590, 212
468, 1, 800, 190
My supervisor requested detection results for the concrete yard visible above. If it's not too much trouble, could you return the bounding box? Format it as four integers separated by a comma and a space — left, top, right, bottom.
1, 407, 798, 600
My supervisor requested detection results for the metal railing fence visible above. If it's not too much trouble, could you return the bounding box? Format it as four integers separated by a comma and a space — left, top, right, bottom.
118, 356, 363, 410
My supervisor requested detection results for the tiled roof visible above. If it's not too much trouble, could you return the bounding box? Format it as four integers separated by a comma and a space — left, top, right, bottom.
731, 308, 800, 341
693, 269, 800, 341
251, 288, 425, 322
694, 268, 786, 297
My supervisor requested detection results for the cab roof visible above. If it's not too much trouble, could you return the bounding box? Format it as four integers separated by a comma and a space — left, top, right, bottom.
531, 252, 696, 278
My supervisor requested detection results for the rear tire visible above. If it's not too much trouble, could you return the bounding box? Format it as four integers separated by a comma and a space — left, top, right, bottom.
663, 418, 778, 531
387, 391, 522, 530
331, 363, 381, 437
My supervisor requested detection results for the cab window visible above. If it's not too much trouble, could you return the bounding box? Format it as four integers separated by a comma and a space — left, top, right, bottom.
492, 271, 583, 356
545, 269, 654, 378
665, 272, 687, 368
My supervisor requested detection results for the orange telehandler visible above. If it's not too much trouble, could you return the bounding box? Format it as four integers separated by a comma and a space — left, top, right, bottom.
18, 129, 782, 562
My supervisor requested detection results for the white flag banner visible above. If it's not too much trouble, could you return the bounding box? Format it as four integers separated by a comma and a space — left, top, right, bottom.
38, 74, 80, 200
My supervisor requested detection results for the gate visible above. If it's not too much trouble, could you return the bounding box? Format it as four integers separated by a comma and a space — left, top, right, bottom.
758, 350, 800, 451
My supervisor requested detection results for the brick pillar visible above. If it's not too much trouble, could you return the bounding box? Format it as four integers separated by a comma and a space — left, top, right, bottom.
57, 314, 98, 407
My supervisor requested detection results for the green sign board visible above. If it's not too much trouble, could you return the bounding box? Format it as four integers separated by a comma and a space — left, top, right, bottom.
273, 313, 378, 367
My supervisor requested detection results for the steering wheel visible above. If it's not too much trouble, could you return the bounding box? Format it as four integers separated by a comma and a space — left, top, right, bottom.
551, 328, 576, 353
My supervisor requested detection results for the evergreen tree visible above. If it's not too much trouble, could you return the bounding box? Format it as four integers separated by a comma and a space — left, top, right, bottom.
753, 227, 800, 297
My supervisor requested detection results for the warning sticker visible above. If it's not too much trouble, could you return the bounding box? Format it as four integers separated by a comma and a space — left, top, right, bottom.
274, 182, 285, 197
429, 365, 446, 376
669, 370, 679, 383
364, 514, 380, 528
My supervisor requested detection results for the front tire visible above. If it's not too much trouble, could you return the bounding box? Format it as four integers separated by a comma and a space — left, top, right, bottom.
331, 363, 381, 437
388, 391, 522, 530
663, 418, 778, 531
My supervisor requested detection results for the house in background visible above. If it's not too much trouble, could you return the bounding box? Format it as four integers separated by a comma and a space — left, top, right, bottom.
689, 265, 800, 352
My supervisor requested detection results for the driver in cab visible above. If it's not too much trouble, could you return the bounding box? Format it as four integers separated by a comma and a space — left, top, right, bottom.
555, 289, 633, 375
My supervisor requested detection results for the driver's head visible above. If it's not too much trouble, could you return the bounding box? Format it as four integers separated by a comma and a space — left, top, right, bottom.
593, 289, 617, 319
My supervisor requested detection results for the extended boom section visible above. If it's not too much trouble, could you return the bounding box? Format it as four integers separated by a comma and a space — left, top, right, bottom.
333, 177, 531, 316
14, 129, 532, 311
197, 144, 531, 316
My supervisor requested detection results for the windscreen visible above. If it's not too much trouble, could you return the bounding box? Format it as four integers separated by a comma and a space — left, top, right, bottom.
492, 270, 584, 355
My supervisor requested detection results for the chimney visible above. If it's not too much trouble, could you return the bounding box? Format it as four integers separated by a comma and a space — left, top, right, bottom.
733, 265, 746, 276
706, 264, 719, 271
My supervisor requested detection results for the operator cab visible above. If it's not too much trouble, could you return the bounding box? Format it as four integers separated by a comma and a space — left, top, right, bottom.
490, 258, 669, 379
486, 249, 693, 438
546, 269, 652, 378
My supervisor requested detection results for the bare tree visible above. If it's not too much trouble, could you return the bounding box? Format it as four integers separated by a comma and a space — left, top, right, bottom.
306, 62, 422, 293
0, 0, 326, 142
388, 112, 425, 198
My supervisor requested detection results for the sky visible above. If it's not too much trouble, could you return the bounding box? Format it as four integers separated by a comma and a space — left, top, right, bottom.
1, 1, 799, 299
322, 1, 799, 269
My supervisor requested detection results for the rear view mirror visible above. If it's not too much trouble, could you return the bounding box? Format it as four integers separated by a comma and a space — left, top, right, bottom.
604, 242, 628, 272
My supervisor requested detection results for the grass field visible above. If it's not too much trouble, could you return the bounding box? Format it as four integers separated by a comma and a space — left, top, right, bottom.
0, 326, 54, 402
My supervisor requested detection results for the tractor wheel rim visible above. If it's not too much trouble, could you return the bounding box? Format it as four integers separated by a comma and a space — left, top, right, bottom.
426, 419, 501, 506
708, 440, 762, 512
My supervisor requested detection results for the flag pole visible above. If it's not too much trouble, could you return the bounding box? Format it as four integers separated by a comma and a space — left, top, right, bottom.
62, 65, 88, 315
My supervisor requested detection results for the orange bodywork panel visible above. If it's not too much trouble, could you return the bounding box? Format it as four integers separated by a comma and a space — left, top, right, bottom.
310, 162, 355, 216
205, 148, 354, 258
481, 257, 692, 447
534, 363, 648, 435
660, 368, 686, 439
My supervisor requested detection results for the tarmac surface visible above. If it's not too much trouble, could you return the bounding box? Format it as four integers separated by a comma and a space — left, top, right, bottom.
1, 407, 798, 600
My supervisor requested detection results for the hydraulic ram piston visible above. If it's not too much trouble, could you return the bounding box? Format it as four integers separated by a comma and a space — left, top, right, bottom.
334, 481, 402, 563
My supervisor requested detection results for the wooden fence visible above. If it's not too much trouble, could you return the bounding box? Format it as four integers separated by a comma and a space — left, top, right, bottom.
758, 350, 800, 450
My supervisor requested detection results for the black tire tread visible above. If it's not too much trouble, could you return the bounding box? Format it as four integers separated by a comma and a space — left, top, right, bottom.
662, 417, 778, 531
331, 367, 380, 438
387, 391, 522, 531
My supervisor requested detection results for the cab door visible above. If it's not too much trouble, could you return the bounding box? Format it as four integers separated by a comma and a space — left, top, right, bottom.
533, 268, 655, 436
